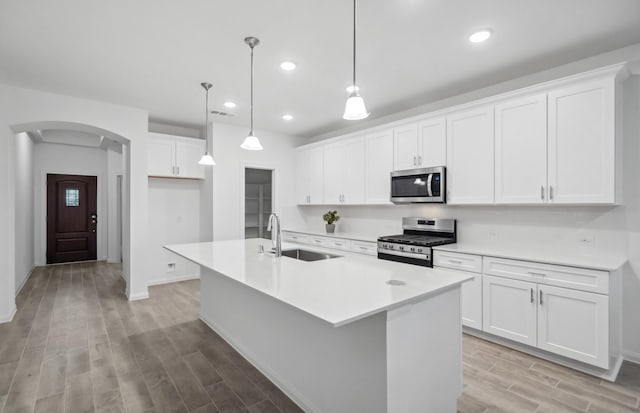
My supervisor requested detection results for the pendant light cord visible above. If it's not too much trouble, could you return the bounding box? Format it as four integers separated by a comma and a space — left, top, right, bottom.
352, 0, 357, 87
205, 87, 209, 150
250, 45, 254, 135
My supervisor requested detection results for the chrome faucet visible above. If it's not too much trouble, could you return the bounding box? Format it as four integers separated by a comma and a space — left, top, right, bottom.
267, 213, 282, 257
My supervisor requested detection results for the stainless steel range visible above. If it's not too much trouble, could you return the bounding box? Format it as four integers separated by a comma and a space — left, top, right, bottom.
377, 217, 457, 267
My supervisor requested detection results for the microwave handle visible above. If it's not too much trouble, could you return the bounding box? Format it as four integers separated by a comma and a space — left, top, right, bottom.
426, 174, 433, 197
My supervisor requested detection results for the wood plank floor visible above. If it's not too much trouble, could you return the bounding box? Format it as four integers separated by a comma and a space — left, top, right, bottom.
0, 261, 638, 413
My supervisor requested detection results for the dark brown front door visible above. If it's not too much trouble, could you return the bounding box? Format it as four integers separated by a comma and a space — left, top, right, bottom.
47, 174, 98, 264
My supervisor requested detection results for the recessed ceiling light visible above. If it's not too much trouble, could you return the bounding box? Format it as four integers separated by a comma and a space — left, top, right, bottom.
469, 29, 492, 43
282, 114, 294, 121
280, 61, 297, 71
346, 85, 360, 93
223, 101, 236, 108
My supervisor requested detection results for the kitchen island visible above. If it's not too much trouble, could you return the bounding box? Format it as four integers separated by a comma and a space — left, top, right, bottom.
166, 239, 472, 413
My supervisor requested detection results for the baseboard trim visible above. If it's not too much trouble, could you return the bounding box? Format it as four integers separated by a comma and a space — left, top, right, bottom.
463, 327, 623, 382
126, 290, 149, 301
0, 305, 17, 324
148, 274, 200, 286
623, 350, 640, 365
15, 266, 35, 296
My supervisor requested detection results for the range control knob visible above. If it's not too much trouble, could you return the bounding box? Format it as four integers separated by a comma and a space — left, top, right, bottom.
399, 246, 404, 251
410, 247, 415, 252
417, 248, 423, 253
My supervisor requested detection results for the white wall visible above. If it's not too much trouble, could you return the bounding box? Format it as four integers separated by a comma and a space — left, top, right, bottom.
107, 143, 123, 263
14, 132, 34, 294
147, 178, 202, 285
33, 143, 109, 264
622, 76, 640, 361
210, 123, 304, 241
0, 84, 150, 315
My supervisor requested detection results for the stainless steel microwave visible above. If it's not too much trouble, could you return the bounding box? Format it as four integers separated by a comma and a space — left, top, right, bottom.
390, 166, 446, 204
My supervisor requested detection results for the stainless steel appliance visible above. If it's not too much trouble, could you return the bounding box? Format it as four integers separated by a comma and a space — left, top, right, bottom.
377, 217, 457, 267
390, 166, 446, 204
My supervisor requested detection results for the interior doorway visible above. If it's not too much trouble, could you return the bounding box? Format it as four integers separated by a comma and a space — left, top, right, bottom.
244, 168, 274, 239
46, 173, 98, 264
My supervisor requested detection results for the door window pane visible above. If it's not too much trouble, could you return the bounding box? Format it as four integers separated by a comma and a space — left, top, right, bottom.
66, 189, 80, 207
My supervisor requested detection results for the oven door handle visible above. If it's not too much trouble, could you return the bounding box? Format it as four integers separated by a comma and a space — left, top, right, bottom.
426, 174, 433, 197
378, 248, 431, 260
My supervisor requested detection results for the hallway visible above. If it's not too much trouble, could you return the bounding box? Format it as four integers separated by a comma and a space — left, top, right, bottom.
0, 262, 301, 413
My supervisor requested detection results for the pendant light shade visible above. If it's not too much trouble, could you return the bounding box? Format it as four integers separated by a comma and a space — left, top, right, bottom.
199, 82, 216, 166
198, 153, 215, 165
343, 0, 369, 120
242, 36, 264, 151
343, 91, 369, 120
240, 134, 263, 151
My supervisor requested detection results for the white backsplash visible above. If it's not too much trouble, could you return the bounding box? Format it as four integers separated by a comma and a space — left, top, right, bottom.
295, 204, 628, 256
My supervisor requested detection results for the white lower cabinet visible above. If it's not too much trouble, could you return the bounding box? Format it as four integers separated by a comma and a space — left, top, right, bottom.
480, 257, 612, 370
434, 251, 482, 329
537, 285, 609, 368
460, 272, 483, 330
482, 275, 537, 347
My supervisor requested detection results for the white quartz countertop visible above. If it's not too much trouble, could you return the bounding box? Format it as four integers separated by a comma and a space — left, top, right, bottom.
282, 228, 379, 243
165, 239, 471, 327
432, 243, 626, 271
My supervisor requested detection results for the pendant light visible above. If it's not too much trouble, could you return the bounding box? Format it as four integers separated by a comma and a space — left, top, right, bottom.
198, 82, 216, 165
343, 0, 369, 120
241, 36, 264, 151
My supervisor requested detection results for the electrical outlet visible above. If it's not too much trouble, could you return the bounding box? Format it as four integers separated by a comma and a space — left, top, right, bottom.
167, 262, 176, 272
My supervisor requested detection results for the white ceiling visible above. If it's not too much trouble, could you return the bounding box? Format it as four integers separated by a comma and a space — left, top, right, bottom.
1, 0, 639, 138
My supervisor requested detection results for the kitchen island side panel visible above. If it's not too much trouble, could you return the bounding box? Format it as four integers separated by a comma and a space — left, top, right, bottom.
199, 267, 387, 413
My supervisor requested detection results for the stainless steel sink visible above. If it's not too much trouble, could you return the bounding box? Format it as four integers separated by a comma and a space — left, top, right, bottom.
282, 249, 342, 262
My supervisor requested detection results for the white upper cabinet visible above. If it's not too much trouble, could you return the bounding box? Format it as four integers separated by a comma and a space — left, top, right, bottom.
176, 139, 207, 179
393, 123, 419, 170
148, 136, 176, 177
323, 137, 365, 205
548, 79, 616, 204
495, 94, 548, 204
343, 138, 366, 204
446, 105, 495, 204
148, 133, 205, 179
365, 129, 394, 204
394, 118, 446, 171
418, 117, 447, 168
296, 146, 324, 205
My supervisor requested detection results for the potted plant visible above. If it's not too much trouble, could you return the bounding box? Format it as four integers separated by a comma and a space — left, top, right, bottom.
323, 210, 340, 234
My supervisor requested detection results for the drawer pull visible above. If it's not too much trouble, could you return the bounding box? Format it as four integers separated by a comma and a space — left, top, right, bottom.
528, 271, 547, 277
448, 259, 463, 264
315, 240, 322, 243
334, 243, 343, 246
359, 246, 368, 250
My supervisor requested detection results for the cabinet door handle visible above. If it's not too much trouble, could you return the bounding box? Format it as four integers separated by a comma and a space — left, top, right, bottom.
549, 186, 554, 201
448, 259, 463, 264
530, 288, 534, 303
418, 155, 422, 165
539, 290, 544, 305
413, 156, 417, 166
541, 186, 545, 200
342, 194, 345, 203
176, 166, 180, 175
